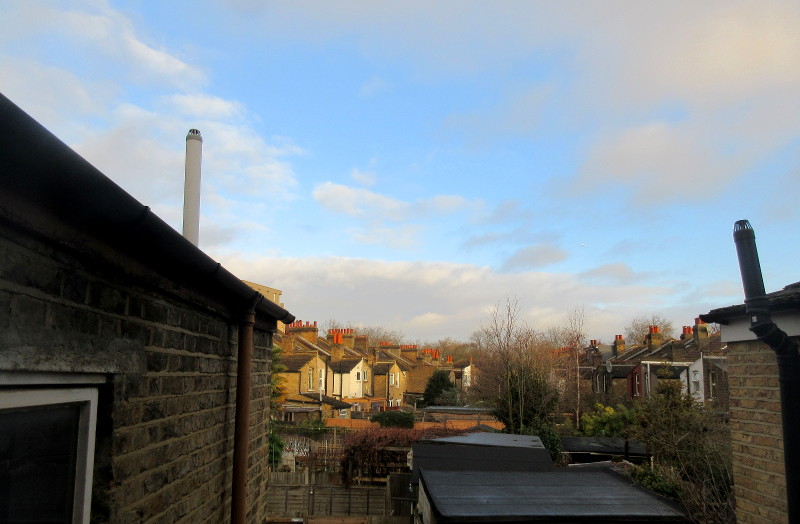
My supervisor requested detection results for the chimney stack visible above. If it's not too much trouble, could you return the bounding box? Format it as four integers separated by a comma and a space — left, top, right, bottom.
694, 317, 709, 342
647, 325, 663, 348
613, 334, 625, 356
183, 129, 203, 246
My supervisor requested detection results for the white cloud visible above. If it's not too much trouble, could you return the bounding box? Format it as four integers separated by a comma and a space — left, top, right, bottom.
166, 94, 245, 120
503, 244, 568, 271
313, 182, 410, 220
313, 182, 472, 222
349, 225, 422, 250
219, 253, 705, 343
351, 168, 377, 187
576, 121, 731, 201
579, 263, 642, 286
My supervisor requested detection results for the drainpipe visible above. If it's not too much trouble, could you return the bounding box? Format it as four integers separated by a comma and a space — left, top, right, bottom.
733, 219, 800, 523
231, 293, 262, 524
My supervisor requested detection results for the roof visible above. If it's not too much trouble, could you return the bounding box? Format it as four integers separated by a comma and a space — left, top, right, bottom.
0, 93, 294, 327
331, 358, 362, 373
604, 363, 636, 378
422, 433, 544, 449
372, 362, 393, 375
412, 433, 553, 483
560, 437, 647, 456
419, 469, 688, 522
298, 393, 352, 409
702, 281, 800, 323
281, 353, 316, 372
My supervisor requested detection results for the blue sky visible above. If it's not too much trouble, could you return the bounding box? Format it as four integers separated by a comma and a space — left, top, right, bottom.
2, 0, 799, 343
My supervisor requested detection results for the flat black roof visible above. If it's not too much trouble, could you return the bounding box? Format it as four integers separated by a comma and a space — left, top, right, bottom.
420, 469, 688, 522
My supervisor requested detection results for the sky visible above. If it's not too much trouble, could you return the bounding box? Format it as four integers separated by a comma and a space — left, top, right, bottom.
2, 0, 799, 344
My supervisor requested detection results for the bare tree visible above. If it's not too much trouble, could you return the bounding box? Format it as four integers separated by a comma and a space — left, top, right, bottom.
470, 298, 561, 456
624, 313, 675, 344
546, 307, 589, 429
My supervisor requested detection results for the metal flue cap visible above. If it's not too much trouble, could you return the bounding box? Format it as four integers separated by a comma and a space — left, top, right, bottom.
186, 128, 203, 141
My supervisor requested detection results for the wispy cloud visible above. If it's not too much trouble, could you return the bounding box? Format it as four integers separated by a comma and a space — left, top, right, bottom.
502, 244, 568, 271
312, 182, 473, 222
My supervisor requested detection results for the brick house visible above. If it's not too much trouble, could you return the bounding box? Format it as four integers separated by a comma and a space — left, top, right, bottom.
0, 94, 294, 523
702, 281, 800, 523
372, 361, 404, 407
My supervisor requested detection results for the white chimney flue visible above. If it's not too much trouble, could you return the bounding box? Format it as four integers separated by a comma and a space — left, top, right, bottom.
183, 129, 202, 246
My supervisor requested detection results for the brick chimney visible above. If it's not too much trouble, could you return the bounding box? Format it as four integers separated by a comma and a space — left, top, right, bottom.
613, 334, 625, 357
343, 329, 355, 349
400, 344, 418, 361
647, 325, 663, 349
680, 325, 694, 340
286, 320, 319, 344
354, 334, 368, 353
330, 332, 345, 362
693, 317, 709, 342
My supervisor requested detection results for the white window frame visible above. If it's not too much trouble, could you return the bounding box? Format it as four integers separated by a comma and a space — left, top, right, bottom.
308, 368, 314, 391
389, 373, 395, 386
0, 387, 98, 524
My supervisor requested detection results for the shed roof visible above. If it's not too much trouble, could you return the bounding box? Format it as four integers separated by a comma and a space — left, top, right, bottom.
420, 469, 688, 522
422, 432, 541, 449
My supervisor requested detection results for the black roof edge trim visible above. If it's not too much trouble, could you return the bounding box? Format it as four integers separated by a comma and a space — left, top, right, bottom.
0, 93, 294, 325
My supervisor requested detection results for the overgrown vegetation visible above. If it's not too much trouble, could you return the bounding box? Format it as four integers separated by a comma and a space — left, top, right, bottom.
580, 403, 638, 438
630, 381, 734, 524
370, 410, 415, 428
341, 427, 466, 484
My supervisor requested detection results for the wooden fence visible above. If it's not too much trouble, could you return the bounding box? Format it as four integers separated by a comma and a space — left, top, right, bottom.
266, 485, 386, 518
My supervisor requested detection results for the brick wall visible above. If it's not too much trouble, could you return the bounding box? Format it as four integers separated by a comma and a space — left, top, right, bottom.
0, 219, 275, 523
727, 339, 788, 523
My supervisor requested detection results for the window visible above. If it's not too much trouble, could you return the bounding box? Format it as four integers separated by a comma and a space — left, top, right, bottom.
308, 368, 314, 390
363, 370, 369, 382
318, 369, 324, 392
389, 373, 395, 386
692, 371, 701, 394
0, 388, 98, 524
356, 371, 361, 381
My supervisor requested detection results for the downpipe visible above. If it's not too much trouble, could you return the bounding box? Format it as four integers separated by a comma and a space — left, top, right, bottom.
733, 220, 800, 523
231, 294, 262, 524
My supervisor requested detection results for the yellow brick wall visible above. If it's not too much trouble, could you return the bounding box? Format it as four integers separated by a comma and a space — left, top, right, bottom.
728, 339, 788, 524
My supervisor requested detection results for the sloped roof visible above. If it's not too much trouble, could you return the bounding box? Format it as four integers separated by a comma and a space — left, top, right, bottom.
298, 393, 352, 409
293, 335, 331, 357
331, 358, 362, 373
372, 362, 393, 375
703, 281, 800, 323
281, 353, 316, 372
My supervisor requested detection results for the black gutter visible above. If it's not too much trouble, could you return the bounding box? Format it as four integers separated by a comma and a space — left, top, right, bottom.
0, 92, 294, 325
733, 219, 800, 523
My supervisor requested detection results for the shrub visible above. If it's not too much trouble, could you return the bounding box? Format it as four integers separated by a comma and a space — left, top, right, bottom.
370, 410, 415, 428
580, 403, 637, 438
